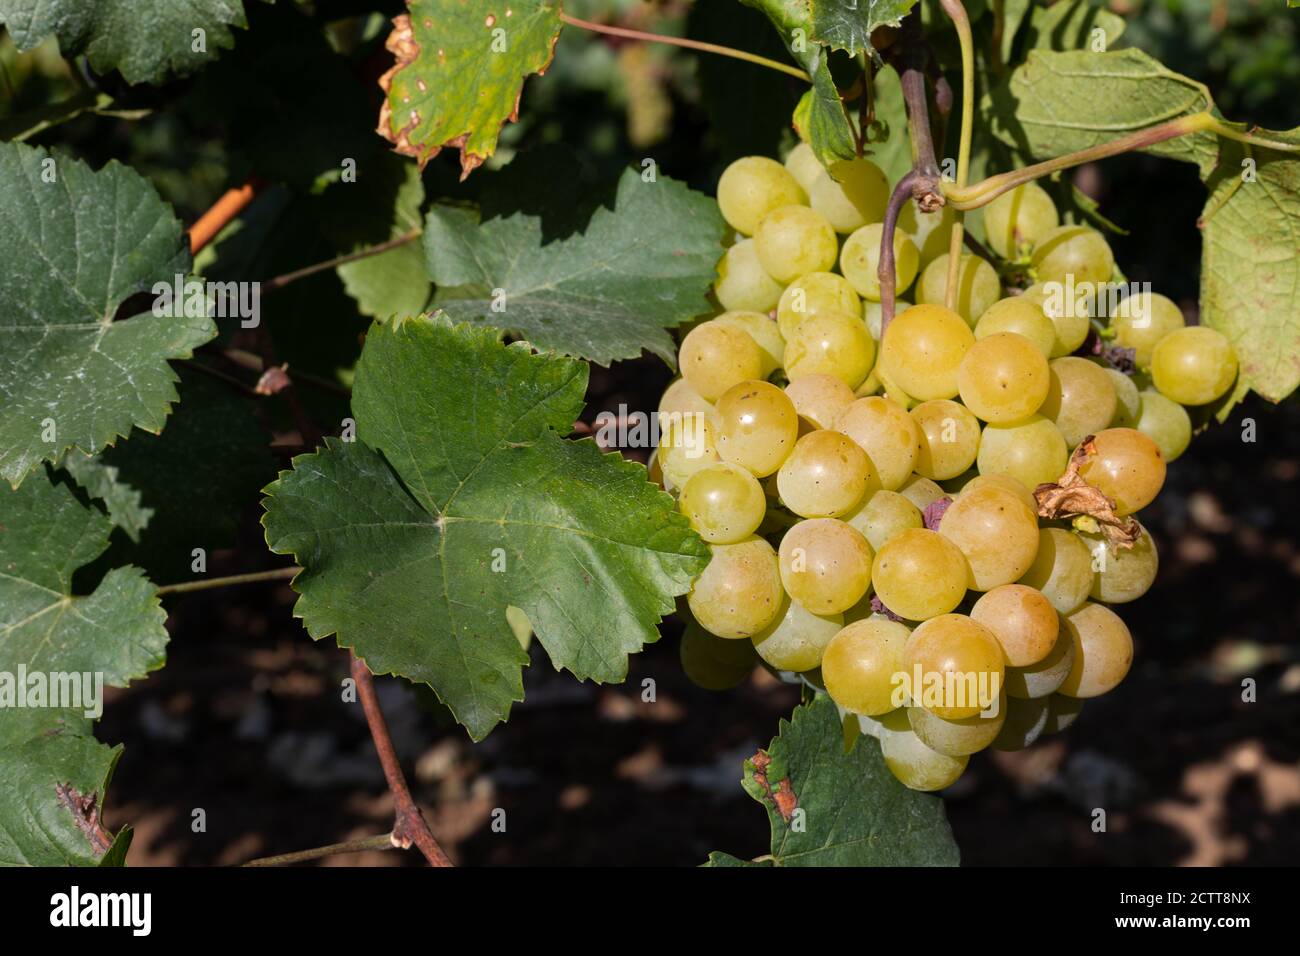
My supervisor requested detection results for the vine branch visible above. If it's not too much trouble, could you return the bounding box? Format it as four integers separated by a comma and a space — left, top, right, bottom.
938, 0, 975, 312
242, 833, 397, 866
189, 177, 263, 254
156, 567, 299, 596
261, 228, 422, 295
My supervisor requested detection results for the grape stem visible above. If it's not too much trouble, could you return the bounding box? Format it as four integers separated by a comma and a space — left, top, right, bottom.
559, 12, 810, 82
938, 0, 974, 313
242, 833, 398, 866
878, 171, 920, 338
156, 566, 299, 596
188, 177, 263, 254
261, 228, 422, 295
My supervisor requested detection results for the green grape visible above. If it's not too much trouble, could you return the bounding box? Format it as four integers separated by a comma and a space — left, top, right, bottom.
1021, 282, 1091, 357
1106, 367, 1142, 428
976, 414, 1069, 490
898, 473, 947, 510
658, 416, 720, 492
754, 205, 838, 283
833, 396, 922, 490
840, 223, 920, 300
974, 296, 1057, 358
908, 691, 1007, 757
871, 528, 968, 621
1017, 527, 1093, 614
783, 310, 875, 388
1111, 291, 1185, 368
777, 271, 861, 339
717, 156, 807, 236
777, 430, 877, 518
990, 695, 1050, 751
1044, 694, 1085, 733
822, 616, 911, 715
1150, 326, 1238, 406
714, 239, 784, 313
879, 303, 974, 400
970, 583, 1059, 666
679, 320, 764, 402
778, 518, 874, 614
750, 597, 844, 672
983, 182, 1059, 260
688, 536, 785, 639
904, 205, 957, 271
783, 141, 824, 193
657, 377, 712, 420
714, 380, 800, 477
679, 461, 767, 543
1135, 389, 1192, 461
878, 709, 969, 791
713, 310, 785, 377
957, 332, 1051, 423
957, 472, 1036, 511
938, 484, 1040, 591
1077, 427, 1166, 515
910, 399, 981, 480
1082, 523, 1158, 604
863, 298, 912, 340
1040, 356, 1119, 446
903, 614, 1006, 719
845, 489, 923, 550
680, 618, 758, 690
810, 157, 890, 233
1004, 626, 1075, 699
916, 253, 1002, 327
1058, 601, 1133, 698
1030, 225, 1115, 286
785, 374, 856, 430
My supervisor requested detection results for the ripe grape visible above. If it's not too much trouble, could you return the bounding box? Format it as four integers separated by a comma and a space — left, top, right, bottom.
833, 396, 923, 490
870, 528, 968, 621
822, 616, 911, 715
1040, 356, 1119, 446
917, 253, 1002, 326
657, 377, 712, 420
983, 182, 1060, 260
1135, 388, 1192, 461
897, 473, 948, 510
879, 303, 974, 400
1017, 527, 1093, 614
785, 374, 856, 430
840, 223, 920, 300
680, 618, 758, 690
688, 536, 784, 639
974, 296, 1057, 358
782, 310, 875, 388
713, 310, 785, 377
910, 399, 981, 480
1030, 225, 1115, 286
878, 709, 969, 791
1150, 326, 1238, 405
990, 695, 1050, 751
956, 472, 1036, 511
1082, 523, 1158, 604
1106, 367, 1142, 428
970, 584, 1059, 666
754, 205, 838, 282
810, 157, 890, 233
845, 489, 923, 550
777, 271, 861, 338
777, 430, 877, 518
1021, 282, 1091, 357
750, 597, 844, 672
938, 484, 1040, 590
1003, 626, 1075, 699
976, 414, 1068, 490
903, 614, 1006, 719
717, 156, 807, 235
905, 205, 957, 270
679, 461, 767, 543
778, 518, 875, 614
782, 142, 824, 193
1058, 601, 1133, 698
863, 298, 912, 340
908, 692, 1007, 756
1077, 427, 1166, 515
658, 415, 720, 491
1111, 291, 1185, 368
679, 320, 764, 401
713, 380, 799, 477
957, 332, 1051, 423
714, 239, 783, 313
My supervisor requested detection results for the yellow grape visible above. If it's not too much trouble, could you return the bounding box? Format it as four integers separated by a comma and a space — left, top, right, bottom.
822, 616, 911, 715
1150, 325, 1239, 406
1077, 427, 1166, 515
908, 691, 1007, 756
1058, 602, 1134, 698
938, 484, 1040, 591
916, 253, 1001, 326
680, 617, 758, 690
679, 461, 767, 543
983, 182, 1059, 259
1135, 388, 1192, 461
785, 374, 857, 430
910, 399, 981, 480
1004, 625, 1075, 699
1030, 225, 1115, 286
777, 271, 861, 339
1111, 291, 1185, 368
878, 709, 969, 791
777, 430, 877, 518
879, 303, 974, 400
810, 157, 890, 232
904, 204, 957, 270
657, 377, 712, 420
782, 310, 875, 388
679, 320, 763, 401
870, 528, 968, 622
863, 298, 912, 340
754, 204, 838, 283
974, 296, 1057, 358
957, 332, 1050, 423
970, 584, 1059, 667
713, 380, 800, 477
717, 156, 807, 236
902, 614, 1005, 719
957, 472, 1036, 511
1021, 282, 1091, 358
1082, 523, 1158, 604
1040, 356, 1119, 446
840, 223, 920, 300
782, 142, 824, 193
778, 518, 874, 614
990, 695, 1050, 751
844, 489, 922, 550
714, 239, 783, 313
897, 473, 947, 510
1017, 527, 1093, 614
750, 597, 844, 672
688, 536, 784, 639
1107, 367, 1142, 428
976, 414, 1068, 490
658, 415, 720, 492
833, 396, 922, 490
713, 310, 785, 377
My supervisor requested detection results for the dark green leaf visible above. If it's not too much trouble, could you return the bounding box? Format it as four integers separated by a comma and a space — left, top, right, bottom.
808, 0, 916, 56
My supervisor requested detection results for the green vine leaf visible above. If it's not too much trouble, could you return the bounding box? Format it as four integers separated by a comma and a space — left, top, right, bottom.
377, 0, 563, 177
262, 316, 710, 741
58, 452, 153, 544
808, 0, 915, 55
705, 695, 960, 866
424, 154, 726, 366
1024, 0, 1126, 52
0, 142, 215, 489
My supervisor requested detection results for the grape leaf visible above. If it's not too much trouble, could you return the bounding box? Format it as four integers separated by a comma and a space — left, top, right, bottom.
59, 451, 153, 544
0, 0, 260, 86
1023, 0, 1125, 52
262, 316, 710, 740
808, 0, 915, 55
424, 158, 726, 366
706, 694, 960, 866
0, 142, 215, 489
377, 0, 563, 177
998, 0, 1033, 63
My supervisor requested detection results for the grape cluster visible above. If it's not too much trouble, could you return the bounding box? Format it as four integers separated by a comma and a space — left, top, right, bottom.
662, 146, 1240, 791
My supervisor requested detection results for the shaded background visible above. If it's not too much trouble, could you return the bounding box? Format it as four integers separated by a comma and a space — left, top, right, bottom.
3, 0, 1297, 865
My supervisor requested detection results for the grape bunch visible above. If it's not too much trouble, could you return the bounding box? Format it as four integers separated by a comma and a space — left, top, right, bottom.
658, 146, 1240, 792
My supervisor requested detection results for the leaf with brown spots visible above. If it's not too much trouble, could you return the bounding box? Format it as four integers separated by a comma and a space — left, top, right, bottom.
377, 2, 563, 178
1034, 436, 1141, 550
